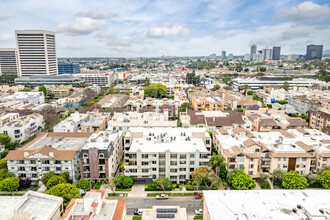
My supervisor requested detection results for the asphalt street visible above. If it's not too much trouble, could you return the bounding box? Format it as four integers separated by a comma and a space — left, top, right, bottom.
122, 197, 202, 216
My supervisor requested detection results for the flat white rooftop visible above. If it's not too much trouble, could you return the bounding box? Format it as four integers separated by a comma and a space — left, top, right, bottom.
203, 190, 330, 220
82, 131, 122, 150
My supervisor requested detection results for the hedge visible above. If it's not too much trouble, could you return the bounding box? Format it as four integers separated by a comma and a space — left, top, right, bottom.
94, 182, 102, 190
194, 216, 203, 219
147, 193, 197, 197
115, 188, 131, 191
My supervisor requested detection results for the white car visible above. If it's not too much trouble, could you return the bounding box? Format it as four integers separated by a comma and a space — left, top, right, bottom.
195, 209, 203, 215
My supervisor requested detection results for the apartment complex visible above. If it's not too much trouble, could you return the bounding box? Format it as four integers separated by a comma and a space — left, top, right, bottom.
45, 84, 73, 99
109, 111, 177, 133
61, 190, 127, 220
213, 128, 330, 177
124, 128, 211, 183
4, 132, 92, 182
191, 94, 227, 111
288, 95, 321, 114
310, 108, 330, 132
0, 113, 20, 126
0, 91, 45, 105
15, 30, 58, 76
65, 91, 87, 107
80, 110, 111, 133
96, 94, 129, 112
180, 110, 246, 131
244, 108, 307, 131
203, 190, 330, 220
78, 73, 113, 87
79, 131, 123, 180
0, 113, 44, 143
53, 112, 89, 132
0, 48, 19, 75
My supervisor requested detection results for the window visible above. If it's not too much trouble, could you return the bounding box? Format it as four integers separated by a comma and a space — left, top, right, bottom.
129, 169, 137, 173
323, 158, 327, 161
159, 161, 165, 166
199, 162, 207, 166
55, 160, 61, 164
237, 165, 244, 169
180, 168, 186, 171
250, 158, 254, 162
170, 154, 177, 159
159, 168, 165, 172
142, 154, 148, 159
99, 153, 104, 158
170, 169, 177, 173
255, 149, 260, 152
296, 165, 300, 168
18, 160, 24, 164
83, 153, 88, 158
170, 176, 177, 179
278, 164, 281, 168
31, 167, 37, 171
170, 161, 177, 166
190, 168, 194, 172
152, 161, 157, 164
229, 165, 235, 169
30, 160, 36, 164
129, 154, 137, 159
152, 154, 157, 157
249, 164, 254, 168
152, 168, 157, 171
18, 167, 25, 171
125, 140, 130, 144
190, 154, 195, 159
190, 161, 194, 165
206, 140, 210, 144
43, 167, 50, 171
180, 161, 186, 165
99, 159, 105, 164
42, 160, 50, 164
283, 164, 288, 168
142, 169, 148, 173
56, 167, 61, 171
248, 171, 253, 175
141, 161, 148, 166
180, 155, 186, 159
159, 154, 165, 159
179, 175, 186, 179
236, 157, 244, 163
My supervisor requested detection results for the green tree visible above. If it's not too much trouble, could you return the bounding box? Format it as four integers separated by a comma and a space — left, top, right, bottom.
319, 170, 330, 189
5, 142, 19, 150
231, 172, 256, 190
207, 154, 227, 177
321, 126, 330, 135
114, 176, 133, 189
0, 177, 19, 194
0, 169, 14, 181
154, 177, 172, 193
259, 67, 266, 72
76, 179, 91, 193
143, 84, 167, 98
41, 171, 55, 186
103, 177, 116, 195
282, 171, 308, 189
60, 171, 71, 182
38, 86, 47, 97
281, 82, 290, 91
46, 175, 66, 189
272, 169, 285, 186
0, 159, 7, 169
47, 183, 80, 207
179, 102, 192, 113
0, 134, 11, 146
244, 68, 249, 72
227, 167, 245, 185
19, 88, 32, 92
212, 84, 220, 91
0, 149, 9, 159
144, 77, 150, 86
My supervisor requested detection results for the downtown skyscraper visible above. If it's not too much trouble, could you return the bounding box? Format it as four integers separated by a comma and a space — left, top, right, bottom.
250, 45, 257, 61
306, 44, 323, 60
272, 46, 281, 60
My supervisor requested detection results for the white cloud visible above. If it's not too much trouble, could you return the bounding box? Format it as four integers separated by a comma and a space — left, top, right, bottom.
76, 8, 117, 19
146, 22, 189, 38
213, 30, 241, 40
0, 33, 11, 41
278, 1, 330, 21
55, 17, 107, 35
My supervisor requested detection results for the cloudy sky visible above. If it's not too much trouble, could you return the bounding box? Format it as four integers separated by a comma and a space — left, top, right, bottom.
0, 0, 329, 57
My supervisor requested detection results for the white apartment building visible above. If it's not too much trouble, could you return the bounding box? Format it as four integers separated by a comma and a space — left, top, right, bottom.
124, 128, 211, 183
0, 112, 20, 127
78, 73, 113, 87
5, 132, 92, 182
0, 91, 45, 105
0, 48, 19, 76
15, 30, 58, 76
109, 111, 177, 134
0, 113, 44, 143
79, 131, 123, 181
53, 112, 89, 132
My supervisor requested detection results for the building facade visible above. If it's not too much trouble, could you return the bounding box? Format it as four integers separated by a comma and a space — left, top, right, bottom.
65, 91, 87, 107
309, 108, 330, 132
58, 63, 80, 74
78, 73, 113, 87
15, 30, 58, 76
124, 128, 211, 183
272, 46, 281, 60
306, 44, 323, 60
0, 48, 19, 76
79, 131, 123, 181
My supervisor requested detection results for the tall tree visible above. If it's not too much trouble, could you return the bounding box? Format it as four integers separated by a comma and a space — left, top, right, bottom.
76, 179, 92, 193
154, 177, 172, 193
47, 183, 80, 207
281, 82, 290, 91
46, 176, 66, 189
103, 177, 116, 195
38, 86, 47, 97
231, 172, 256, 190
0, 177, 19, 195
207, 154, 227, 177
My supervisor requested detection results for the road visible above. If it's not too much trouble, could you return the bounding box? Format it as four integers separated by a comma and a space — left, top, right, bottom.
122, 197, 202, 216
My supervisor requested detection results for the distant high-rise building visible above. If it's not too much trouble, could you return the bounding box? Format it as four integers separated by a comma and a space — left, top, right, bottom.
58, 63, 80, 74
272, 46, 281, 60
209, 53, 216, 59
306, 44, 323, 60
228, 53, 233, 60
250, 45, 257, 61
0, 48, 19, 76
15, 30, 58, 76
243, 54, 250, 61
221, 51, 226, 59
262, 48, 273, 60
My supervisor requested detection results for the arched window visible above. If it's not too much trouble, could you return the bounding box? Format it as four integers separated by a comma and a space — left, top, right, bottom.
99, 153, 104, 158
83, 153, 88, 158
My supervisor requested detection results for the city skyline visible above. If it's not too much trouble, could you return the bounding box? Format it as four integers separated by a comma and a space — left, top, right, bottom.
0, 0, 329, 57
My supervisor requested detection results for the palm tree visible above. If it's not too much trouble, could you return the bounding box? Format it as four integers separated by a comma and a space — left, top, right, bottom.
207, 153, 227, 177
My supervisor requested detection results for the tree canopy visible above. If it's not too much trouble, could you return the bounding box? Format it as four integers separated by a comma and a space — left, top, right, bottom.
154, 177, 172, 192
143, 84, 167, 98
46, 175, 66, 189
207, 154, 227, 178
114, 176, 133, 189
211, 84, 220, 91
41, 171, 55, 186
0, 177, 19, 193
47, 183, 80, 207
76, 179, 91, 192
38, 86, 47, 97
179, 102, 192, 113
282, 171, 309, 189
319, 170, 330, 189
231, 172, 256, 190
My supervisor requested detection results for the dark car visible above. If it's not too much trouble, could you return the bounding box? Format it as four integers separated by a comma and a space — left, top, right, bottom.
134, 209, 143, 215
194, 194, 203, 199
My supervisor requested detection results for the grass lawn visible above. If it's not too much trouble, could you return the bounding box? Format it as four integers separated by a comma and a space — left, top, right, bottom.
0, 194, 24, 196
108, 193, 128, 197
194, 215, 203, 219
132, 216, 142, 220
147, 192, 200, 197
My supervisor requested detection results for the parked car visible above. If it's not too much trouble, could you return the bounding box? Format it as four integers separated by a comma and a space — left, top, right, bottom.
194, 194, 203, 199
134, 209, 143, 215
156, 194, 169, 200
195, 209, 203, 215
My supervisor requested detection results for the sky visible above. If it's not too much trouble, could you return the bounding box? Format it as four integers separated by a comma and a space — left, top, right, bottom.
0, 0, 329, 57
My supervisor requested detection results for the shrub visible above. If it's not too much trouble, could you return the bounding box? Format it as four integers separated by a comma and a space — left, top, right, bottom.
114, 176, 133, 189
94, 182, 102, 190
306, 174, 321, 188
231, 172, 256, 190
319, 170, 330, 189
282, 171, 308, 189
19, 178, 32, 189
179, 185, 183, 190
